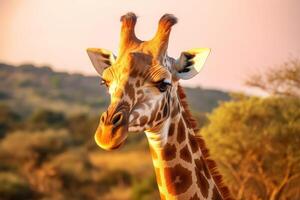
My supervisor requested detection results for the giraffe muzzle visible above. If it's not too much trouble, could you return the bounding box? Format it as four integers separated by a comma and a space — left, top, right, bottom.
94, 109, 129, 150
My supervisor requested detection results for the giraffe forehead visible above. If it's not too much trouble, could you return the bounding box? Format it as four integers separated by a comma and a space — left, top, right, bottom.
114, 48, 172, 77
107, 62, 171, 84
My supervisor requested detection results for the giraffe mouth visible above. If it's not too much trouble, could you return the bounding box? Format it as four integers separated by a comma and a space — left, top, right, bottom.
128, 125, 143, 133
94, 104, 132, 150
110, 140, 125, 149
94, 125, 128, 150
94, 117, 129, 150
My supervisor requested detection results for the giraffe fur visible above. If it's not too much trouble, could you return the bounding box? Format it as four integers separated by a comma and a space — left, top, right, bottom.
87, 12, 233, 200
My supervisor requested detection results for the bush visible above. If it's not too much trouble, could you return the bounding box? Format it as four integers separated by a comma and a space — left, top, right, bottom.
98, 169, 132, 190
0, 105, 20, 138
0, 129, 71, 165
49, 149, 93, 187
0, 172, 35, 200
131, 175, 159, 200
28, 110, 66, 130
201, 96, 300, 200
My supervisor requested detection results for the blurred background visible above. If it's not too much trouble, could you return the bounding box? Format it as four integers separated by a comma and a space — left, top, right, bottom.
0, 0, 299, 199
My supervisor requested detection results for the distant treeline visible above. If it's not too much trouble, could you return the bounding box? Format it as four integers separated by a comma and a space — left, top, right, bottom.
0, 63, 230, 116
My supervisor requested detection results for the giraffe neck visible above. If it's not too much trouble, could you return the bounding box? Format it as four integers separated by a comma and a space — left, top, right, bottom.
145, 98, 223, 200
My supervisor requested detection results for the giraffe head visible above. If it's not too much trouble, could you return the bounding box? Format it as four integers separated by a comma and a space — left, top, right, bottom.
87, 13, 210, 150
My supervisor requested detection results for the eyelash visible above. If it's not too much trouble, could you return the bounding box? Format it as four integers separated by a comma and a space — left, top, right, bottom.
100, 78, 171, 92
100, 79, 109, 87
155, 80, 171, 92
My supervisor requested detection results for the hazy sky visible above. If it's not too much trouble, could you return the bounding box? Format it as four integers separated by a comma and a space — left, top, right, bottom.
0, 0, 299, 93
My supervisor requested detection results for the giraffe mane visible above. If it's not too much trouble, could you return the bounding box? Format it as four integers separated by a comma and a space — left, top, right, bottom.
176, 84, 199, 132
177, 84, 233, 200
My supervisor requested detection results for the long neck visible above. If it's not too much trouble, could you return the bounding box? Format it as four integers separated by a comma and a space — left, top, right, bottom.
145, 95, 224, 200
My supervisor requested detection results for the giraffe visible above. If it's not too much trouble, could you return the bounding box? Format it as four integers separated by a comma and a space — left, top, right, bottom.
87, 12, 233, 200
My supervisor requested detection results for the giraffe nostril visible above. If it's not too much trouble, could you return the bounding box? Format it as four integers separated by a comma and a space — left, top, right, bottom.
112, 112, 123, 126
101, 113, 106, 123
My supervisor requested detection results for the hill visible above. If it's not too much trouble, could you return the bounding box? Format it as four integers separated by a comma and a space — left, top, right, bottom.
0, 63, 230, 116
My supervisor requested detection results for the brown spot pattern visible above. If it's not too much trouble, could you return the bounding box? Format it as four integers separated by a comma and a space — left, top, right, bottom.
177, 118, 186, 143
171, 106, 179, 118
166, 91, 171, 103
201, 157, 211, 179
136, 80, 141, 87
131, 111, 139, 122
195, 158, 203, 171
212, 187, 222, 200
137, 90, 144, 101
179, 145, 192, 163
168, 123, 175, 137
190, 193, 200, 200
163, 104, 168, 117
182, 111, 190, 127
156, 112, 162, 121
139, 116, 148, 126
195, 167, 209, 198
148, 102, 160, 124
130, 68, 139, 78
160, 98, 166, 110
162, 143, 176, 161
189, 134, 198, 153
126, 83, 135, 102
122, 101, 130, 110
164, 164, 193, 195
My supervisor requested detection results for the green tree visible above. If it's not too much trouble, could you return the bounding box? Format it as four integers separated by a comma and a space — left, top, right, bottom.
201, 96, 300, 200
28, 109, 66, 130
0, 105, 20, 138
0, 129, 72, 198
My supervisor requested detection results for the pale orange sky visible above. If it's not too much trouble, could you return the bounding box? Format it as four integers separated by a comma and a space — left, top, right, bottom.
0, 0, 299, 93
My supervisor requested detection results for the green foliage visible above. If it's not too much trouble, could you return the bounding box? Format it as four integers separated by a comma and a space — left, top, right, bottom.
50, 75, 62, 89
0, 130, 71, 165
201, 96, 300, 200
18, 79, 37, 88
0, 105, 20, 138
28, 110, 66, 130
66, 114, 98, 138
65, 114, 99, 150
49, 149, 96, 195
0, 128, 120, 199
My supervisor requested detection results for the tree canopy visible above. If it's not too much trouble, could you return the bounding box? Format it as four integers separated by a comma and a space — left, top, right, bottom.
201, 95, 300, 200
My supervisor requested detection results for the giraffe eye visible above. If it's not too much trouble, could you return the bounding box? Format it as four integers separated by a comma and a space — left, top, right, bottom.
100, 79, 109, 87
156, 80, 171, 92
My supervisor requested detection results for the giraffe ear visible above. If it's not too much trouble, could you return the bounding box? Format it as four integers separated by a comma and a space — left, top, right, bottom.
86, 48, 116, 76
175, 48, 210, 80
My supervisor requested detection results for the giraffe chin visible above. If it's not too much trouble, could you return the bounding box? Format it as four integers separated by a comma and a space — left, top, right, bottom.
94, 125, 128, 151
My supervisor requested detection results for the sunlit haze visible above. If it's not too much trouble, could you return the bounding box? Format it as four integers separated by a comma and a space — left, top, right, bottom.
0, 0, 299, 93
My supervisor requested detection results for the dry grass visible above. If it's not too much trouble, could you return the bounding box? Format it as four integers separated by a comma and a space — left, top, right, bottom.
89, 150, 154, 177
100, 185, 132, 200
